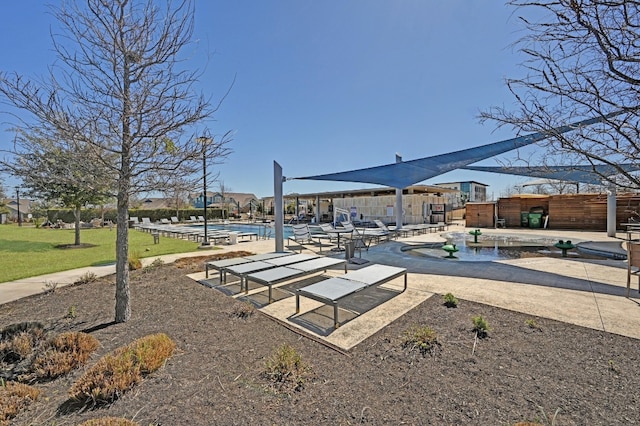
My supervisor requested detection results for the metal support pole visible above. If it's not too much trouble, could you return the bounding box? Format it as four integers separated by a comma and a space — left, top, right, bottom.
395, 154, 403, 230
16, 187, 21, 226
274, 161, 284, 252
202, 148, 209, 245
607, 189, 616, 237
197, 136, 212, 247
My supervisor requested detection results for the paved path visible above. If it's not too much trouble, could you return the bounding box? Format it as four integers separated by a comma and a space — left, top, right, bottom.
2, 226, 639, 349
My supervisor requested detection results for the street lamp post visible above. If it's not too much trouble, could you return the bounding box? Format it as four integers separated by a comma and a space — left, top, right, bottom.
15, 187, 22, 227
197, 137, 212, 247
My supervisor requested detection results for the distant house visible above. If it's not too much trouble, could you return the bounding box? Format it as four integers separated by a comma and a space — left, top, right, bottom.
137, 197, 173, 210
189, 192, 259, 216
3, 198, 31, 222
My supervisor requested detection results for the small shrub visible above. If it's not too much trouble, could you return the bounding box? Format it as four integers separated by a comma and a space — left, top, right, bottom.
0, 381, 41, 425
0, 323, 45, 364
74, 271, 98, 285
443, 293, 458, 308
66, 305, 77, 319
264, 343, 312, 394
0, 322, 44, 341
27, 332, 99, 381
403, 325, 440, 355
471, 315, 490, 338
231, 302, 255, 319
142, 258, 165, 273
78, 417, 140, 426
42, 280, 59, 294
128, 251, 142, 271
525, 319, 541, 331
609, 359, 620, 374
69, 333, 176, 405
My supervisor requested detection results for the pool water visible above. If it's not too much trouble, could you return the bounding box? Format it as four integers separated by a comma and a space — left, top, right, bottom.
189, 223, 294, 239
405, 232, 608, 262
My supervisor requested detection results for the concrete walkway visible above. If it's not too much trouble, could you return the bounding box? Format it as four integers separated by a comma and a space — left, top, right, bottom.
2, 226, 639, 350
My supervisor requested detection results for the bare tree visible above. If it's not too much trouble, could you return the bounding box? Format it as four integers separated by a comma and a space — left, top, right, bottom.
161, 174, 194, 219
0, 0, 231, 322
218, 180, 232, 219
481, 0, 640, 190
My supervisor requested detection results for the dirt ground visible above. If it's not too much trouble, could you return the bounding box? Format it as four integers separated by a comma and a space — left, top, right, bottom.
2, 253, 640, 425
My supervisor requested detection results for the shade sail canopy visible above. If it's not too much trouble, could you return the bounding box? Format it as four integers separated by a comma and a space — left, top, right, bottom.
462, 164, 640, 186
293, 111, 625, 188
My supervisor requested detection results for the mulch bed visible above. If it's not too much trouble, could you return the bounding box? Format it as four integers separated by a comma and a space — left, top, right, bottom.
2, 252, 640, 425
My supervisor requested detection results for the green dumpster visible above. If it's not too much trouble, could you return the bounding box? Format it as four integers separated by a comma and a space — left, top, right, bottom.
528, 213, 542, 228
520, 212, 529, 227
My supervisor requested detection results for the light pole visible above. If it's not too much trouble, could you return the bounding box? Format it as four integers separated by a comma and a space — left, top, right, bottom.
197, 136, 212, 247
15, 187, 22, 227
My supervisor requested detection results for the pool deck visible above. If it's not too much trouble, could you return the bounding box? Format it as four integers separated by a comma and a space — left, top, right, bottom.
2, 225, 639, 351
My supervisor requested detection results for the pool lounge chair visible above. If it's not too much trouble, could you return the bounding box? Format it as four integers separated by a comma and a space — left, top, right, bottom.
373, 220, 400, 239
287, 224, 317, 253
295, 264, 407, 329
312, 223, 340, 252
171, 216, 180, 224
223, 253, 319, 291
205, 252, 295, 280
244, 257, 348, 303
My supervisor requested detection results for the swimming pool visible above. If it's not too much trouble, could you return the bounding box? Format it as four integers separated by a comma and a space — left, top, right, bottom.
188, 223, 294, 239
403, 232, 610, 262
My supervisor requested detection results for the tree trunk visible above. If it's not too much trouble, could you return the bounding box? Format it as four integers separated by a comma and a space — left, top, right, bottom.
115, 186, 130, 323
73, 205, 81, 246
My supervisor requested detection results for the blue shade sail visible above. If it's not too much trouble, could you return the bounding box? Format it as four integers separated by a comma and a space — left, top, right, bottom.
293, 111, 626, 188
461, 164, 640, 186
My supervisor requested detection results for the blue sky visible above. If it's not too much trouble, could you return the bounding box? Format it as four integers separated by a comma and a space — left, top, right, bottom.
0, 1, 541, 199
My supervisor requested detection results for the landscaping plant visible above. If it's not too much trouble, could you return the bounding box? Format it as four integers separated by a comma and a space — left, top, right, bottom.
403, 325, 440, 355
69, 333, 176, 405
443, 292, 459, 308
264, 343, 313, 394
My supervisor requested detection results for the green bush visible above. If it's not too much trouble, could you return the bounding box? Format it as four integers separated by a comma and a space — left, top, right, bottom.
472, 315, 490, 338
525, 319, 541, 330
69, 333, 176, 405
403, 325, 440, 355
264, 344, 313, 394
443, 293, 458, 308
128, 251, 142, 271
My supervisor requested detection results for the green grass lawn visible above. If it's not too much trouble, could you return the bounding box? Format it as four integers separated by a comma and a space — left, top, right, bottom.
0, 224, 201, 283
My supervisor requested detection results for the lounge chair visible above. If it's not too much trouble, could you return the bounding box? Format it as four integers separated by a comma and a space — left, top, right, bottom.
312, 223, 340, 252
205, 252, 295, 280
188, 216, 197, 223
171, 216, 180, 224
373, 220, 400, 239
295, 264, 407, 328
197, 216, 205, 222
287, 224, 316, 253
223, 253, 319, 291
244, 257, 348, 303
160, 218, 171, 224
340, 221, 379, 253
